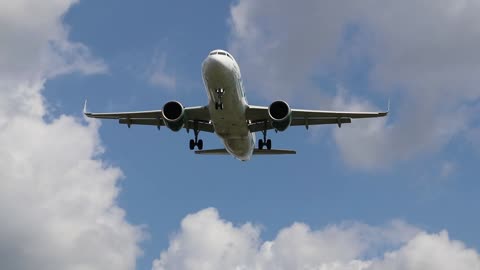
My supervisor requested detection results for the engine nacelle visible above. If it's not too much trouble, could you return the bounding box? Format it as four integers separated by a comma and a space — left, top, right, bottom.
268, 100, 292, 131
162, 101, 185, 132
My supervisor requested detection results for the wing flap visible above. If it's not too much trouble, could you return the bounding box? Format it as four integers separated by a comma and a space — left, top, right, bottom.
185, 106, 211, 121
119, 118, 164, 126
291, 109, 388, 119
248, 117, 352, 132
245, 105, 269, 122
291, 117, 351, 127
85, 110, 163, 119
118, 119, 214, 133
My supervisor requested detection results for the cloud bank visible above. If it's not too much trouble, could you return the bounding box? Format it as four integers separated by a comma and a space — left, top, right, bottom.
228, 0, 480, 169
152, 208, 480, 270
0, 1, 141, 269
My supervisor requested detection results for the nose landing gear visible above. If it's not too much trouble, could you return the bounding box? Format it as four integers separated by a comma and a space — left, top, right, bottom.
214, 88, 224, 110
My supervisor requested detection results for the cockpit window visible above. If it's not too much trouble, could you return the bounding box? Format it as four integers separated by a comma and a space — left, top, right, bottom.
209, 51, 234, 60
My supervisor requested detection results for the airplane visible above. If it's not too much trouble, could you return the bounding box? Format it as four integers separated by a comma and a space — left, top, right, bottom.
84, 49, 388, 161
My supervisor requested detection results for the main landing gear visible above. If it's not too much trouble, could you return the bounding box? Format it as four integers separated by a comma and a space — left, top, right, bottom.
189, 127, 203, 150
214, 88, 224, 110
258, 123, 272, 150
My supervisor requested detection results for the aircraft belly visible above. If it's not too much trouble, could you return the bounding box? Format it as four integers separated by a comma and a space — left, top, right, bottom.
202, 54, 254, 160
205, 66, 248, 137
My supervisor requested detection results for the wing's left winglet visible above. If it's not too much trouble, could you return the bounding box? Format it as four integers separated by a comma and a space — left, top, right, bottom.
83, 99, 92, 117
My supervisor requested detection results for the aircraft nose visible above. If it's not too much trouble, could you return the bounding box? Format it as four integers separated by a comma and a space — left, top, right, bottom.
203, 55, 231, 75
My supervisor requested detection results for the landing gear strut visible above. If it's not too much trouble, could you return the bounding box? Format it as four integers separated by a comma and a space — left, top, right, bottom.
189, 125, 203, 150
215, 88, 224, 110
258, 122, 272, 150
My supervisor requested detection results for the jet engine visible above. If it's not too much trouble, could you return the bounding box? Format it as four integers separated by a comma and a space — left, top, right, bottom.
162, 101, 185, 131
268, 100, 292, 131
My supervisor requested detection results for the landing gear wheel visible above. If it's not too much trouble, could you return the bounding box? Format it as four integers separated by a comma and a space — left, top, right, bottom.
215, 102, 223, 110
259, 122, 272, 150
258, 139, 264, 150
215, 88, 225, 110
189, 139, 195, 150
190, 125, 204, 150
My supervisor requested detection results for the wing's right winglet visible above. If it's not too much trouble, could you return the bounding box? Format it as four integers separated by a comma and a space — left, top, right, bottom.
377, 99, 390, 117
381, 98, 390, 117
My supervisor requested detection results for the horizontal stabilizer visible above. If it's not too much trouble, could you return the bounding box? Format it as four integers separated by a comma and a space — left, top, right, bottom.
194, 149, 230, 155
253, 149, 296, 155
195, 149, 296, 155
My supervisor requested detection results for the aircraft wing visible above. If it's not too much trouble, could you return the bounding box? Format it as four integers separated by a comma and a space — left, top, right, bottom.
246, 102, 388, 132
83, 101, 214, 133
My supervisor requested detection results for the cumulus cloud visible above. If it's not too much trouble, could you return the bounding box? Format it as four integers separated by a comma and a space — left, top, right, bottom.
0, 1, 141, 269
152, 208, 480, 270
228, 0, 480, 169
368, 231, 480, 270
148, 51, 177, 91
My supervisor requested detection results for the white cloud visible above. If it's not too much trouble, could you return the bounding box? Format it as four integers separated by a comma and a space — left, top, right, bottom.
0, 1, 142, 269
368, 231, 480, 270
228, 0, 480, 169
152, 208, 480, 270
148, 51, 176, 91
440, 161, 456, 178
0, 0, 107, 81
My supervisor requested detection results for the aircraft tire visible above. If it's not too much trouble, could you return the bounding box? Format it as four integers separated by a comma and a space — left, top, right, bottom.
189, 139, 195, 150
258, 139, 264, 149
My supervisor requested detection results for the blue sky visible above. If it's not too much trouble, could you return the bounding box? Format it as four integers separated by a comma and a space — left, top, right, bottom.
2, 1, 480, 269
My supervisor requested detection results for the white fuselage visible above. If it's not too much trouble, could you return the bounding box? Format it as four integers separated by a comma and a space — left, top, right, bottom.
202, 50, 255, 161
